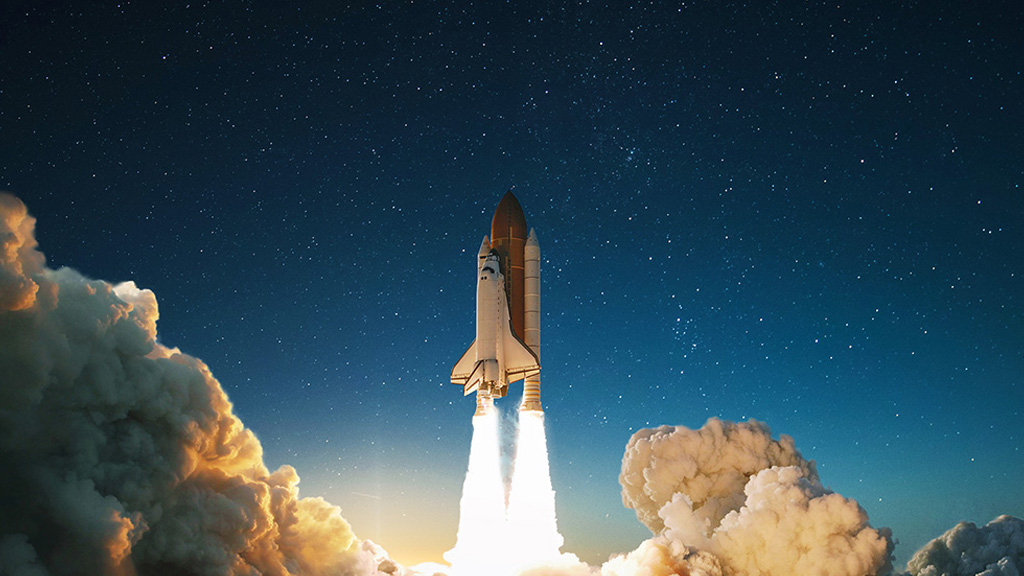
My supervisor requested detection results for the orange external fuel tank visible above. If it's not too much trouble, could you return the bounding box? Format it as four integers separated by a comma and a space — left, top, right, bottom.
489, 191, 528, 343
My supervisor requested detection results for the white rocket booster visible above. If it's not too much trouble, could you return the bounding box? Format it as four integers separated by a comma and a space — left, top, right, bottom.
521, 228, 542, 411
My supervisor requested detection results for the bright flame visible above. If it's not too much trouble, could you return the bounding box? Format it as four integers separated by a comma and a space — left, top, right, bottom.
445, 407, 567, 576
444, 409, 510, 576
507, 410, 564, 571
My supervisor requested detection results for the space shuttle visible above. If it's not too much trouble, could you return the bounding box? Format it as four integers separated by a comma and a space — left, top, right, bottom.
451, 191, 543, 416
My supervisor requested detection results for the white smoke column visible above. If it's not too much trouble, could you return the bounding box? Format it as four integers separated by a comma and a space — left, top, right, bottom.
444, 409, 510, 576
662, 466, 893, 576
611, 419, 893, 576
619, 418, 816, 536
904, 515, 1024, 576
506, 410, 565, 572
599, 536, 722, 576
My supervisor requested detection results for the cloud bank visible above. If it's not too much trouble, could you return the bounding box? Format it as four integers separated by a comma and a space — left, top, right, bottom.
0, 192, 381, 575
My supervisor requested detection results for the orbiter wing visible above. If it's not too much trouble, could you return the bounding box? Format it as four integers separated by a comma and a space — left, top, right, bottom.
450, 325, 539, 397
502, 328, 539, 383
451, 340, 481, 394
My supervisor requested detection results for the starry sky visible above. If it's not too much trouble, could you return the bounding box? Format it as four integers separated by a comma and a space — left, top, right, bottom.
1, 0, 1021, 568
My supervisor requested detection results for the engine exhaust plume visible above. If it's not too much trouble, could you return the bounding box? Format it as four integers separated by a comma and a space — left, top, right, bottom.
444, 410, 509, 576
445, 407, 574, 576
507, 410, 564, 572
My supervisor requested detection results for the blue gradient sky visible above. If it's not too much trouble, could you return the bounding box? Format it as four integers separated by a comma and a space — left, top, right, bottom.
2, 0, 1021, 567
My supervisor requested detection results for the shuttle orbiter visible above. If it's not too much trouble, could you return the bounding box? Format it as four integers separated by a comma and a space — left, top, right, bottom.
451, 236, 540, 416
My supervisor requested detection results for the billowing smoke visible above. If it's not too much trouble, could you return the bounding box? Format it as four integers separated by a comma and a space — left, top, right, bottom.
903, 515, 1024, 576
599, 537, 699, 576
612, 419, 894, 576
619, 418, 816, 535
0, 193, 383, 575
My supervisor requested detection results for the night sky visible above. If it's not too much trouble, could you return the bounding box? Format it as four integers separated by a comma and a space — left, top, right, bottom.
2, 0, 1022, 568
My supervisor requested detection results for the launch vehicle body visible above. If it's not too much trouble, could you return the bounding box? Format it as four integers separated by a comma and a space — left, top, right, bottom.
451, 248, 539, 414
452, 191, 543, 415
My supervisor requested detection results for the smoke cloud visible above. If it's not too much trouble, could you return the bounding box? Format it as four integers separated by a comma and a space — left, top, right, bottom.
614, 419, 894, 576
619, 418, 817, 536
0, 193, 382, 575
903, 515, 1024, 576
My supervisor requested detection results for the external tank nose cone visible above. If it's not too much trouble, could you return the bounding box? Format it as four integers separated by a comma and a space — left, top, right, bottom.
491, 190, 527, 242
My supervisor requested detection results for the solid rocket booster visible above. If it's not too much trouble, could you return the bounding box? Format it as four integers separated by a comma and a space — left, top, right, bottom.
452, 191, 543, 414
521, 229, 542, 411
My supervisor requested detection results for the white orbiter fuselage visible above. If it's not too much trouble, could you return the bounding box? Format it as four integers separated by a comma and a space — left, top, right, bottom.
451, 237, 540, 416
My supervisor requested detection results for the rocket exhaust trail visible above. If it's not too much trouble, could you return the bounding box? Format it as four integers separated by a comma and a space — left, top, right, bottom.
446, 408, 565, 576
507, 410, 564, 571
444, 410, 510, 576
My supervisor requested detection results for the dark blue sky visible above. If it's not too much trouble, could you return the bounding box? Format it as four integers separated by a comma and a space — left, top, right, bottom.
2, 0, 1022, 566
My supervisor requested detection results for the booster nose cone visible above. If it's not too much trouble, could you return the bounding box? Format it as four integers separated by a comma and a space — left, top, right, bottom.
478, 235, 491, 259
525, 228, 539, 258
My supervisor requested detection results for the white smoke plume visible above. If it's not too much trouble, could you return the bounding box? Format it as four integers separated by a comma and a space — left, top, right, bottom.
903, 515, 1024, 576
619, 418, 817, 535
612, 418, 894, 576
0, 193, 386, 575
599, 536, 705, 576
